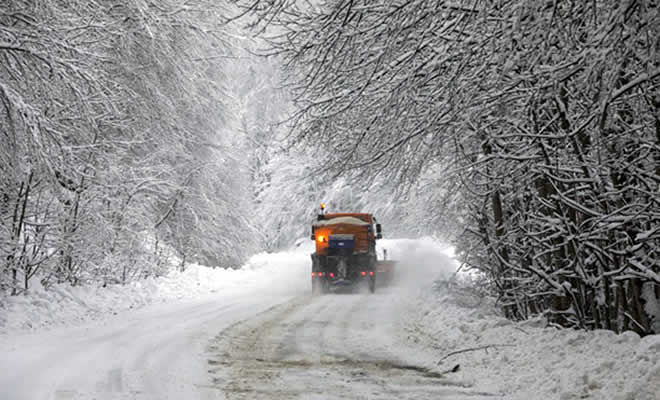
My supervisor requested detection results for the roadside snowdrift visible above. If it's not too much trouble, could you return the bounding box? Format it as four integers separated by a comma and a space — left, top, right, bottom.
1, 244, 311, 335
376, 237, 659, 399
408, 282, 660, 400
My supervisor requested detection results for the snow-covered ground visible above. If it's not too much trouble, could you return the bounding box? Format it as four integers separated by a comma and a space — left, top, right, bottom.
0, 246, 312, 400
1, 238, 658, 400
1, 246, 311, 335
407, 282, 660, 400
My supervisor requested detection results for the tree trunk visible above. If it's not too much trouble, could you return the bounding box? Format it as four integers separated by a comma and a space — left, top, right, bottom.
9, 172, 32, 295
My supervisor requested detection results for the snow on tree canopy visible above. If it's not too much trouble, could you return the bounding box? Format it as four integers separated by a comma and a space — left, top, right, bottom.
312, 216, 370, 227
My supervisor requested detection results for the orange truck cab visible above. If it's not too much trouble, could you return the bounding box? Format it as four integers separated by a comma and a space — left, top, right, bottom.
310, 205, 383, 294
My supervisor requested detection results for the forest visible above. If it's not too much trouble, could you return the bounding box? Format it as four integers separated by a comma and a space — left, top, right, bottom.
0, 0, 266, 290
234, 0, 660, 334
2, 0, 659, 334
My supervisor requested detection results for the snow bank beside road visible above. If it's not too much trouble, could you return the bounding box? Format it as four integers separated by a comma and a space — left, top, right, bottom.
409, 282, 660, 400
378, 237, 659, 399
1, 245, 311, 335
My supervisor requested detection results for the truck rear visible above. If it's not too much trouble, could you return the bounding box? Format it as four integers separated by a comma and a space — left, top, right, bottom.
310, 206, 382, 294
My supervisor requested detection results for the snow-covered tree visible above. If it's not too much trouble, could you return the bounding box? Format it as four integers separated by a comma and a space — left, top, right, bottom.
234, 0, 660, 334
1, 0, 258, 292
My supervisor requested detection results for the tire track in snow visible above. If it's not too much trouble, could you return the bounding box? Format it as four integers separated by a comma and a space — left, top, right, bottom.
208, 293, 501, 399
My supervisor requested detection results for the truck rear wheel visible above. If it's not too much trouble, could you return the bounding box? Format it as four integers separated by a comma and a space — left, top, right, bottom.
312, 278, 321, 295
312, 277, 328, 295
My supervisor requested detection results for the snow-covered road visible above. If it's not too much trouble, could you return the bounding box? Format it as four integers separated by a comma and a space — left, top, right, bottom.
2, 238, 656, 400
1, 238, 465, 400
1, 288, 495, 400
0, 292, 295, 399
209, 289, 496, 400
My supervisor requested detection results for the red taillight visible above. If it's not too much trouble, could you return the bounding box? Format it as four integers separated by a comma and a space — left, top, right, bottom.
312, 272, 316, 277
360, 271, 366, 276
329, 272, 334, 278
369, 271, 374, 276
319, 272, 324, 277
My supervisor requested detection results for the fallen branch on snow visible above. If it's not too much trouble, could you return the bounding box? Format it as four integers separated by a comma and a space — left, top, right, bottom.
437, 344, 515, 364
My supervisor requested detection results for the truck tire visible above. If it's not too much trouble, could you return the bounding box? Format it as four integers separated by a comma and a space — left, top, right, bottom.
312, 278, 329, 295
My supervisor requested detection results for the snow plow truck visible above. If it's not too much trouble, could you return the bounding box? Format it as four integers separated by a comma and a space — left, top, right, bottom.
310, 204, 391, 294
